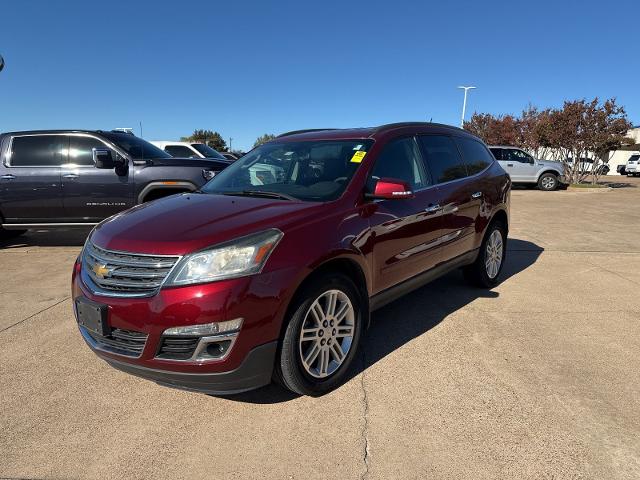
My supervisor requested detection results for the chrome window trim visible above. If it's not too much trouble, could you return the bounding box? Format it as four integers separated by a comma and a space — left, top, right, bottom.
367, 133, 494, 196
4, 132, 130, 168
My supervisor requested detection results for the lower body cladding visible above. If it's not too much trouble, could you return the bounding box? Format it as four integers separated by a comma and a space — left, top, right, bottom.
101, 338, 277, 395
72, 260, 297, 395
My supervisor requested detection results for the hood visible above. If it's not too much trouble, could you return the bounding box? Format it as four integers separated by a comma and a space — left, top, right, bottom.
91, 193, 323, 255
143, 157, 232, 169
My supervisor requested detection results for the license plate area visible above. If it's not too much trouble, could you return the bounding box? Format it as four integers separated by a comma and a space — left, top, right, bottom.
76, 297, 110, 337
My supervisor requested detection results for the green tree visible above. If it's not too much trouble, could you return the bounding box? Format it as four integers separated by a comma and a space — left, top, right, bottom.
181, 129, 228, 152
253, 134, 276, 148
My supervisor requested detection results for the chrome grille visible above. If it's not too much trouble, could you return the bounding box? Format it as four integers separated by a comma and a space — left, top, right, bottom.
85, 328, 148, 357
82, 241, 180, 297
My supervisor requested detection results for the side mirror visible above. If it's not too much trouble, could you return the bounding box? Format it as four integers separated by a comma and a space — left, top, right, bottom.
93, 148, 115, 169
365, 178, 415, 200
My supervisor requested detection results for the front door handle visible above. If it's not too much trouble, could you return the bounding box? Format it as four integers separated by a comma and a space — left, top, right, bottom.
507, 163, 514, 167
1, 174, 16, 180
471, 191, 482, 199
424, 204, 442, 214
62, 173, 79, 179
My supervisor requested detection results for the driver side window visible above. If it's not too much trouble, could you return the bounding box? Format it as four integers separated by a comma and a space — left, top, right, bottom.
507, 149, 533, 163
369, 137, 429, 190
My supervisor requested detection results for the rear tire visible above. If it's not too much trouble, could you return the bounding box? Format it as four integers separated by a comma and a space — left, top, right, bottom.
464, 221, 507, 288
538, 173, 558, 191
275, 273, 364, 396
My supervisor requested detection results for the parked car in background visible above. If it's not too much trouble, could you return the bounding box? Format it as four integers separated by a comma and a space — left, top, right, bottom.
0, 130, 229, 239
489, 146, 566, 191
221, 152, 241, 161
624, 154, 640, 176
566, 157, 610, 175
72, 122, 511, 396
151, 141, 229, 161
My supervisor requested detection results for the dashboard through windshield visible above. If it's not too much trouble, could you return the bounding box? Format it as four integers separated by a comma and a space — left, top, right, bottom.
202, 140, 373, 201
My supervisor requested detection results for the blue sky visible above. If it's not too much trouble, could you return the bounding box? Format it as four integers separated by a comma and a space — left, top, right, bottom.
1, 0, 638, 151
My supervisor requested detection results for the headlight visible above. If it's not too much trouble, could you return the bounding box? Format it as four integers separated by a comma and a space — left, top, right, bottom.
202, 169, 216, 180
165, 229, 283, 286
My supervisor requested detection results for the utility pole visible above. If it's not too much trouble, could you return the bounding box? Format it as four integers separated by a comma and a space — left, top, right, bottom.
229, 137, 233, 152
457, 86, 476, 128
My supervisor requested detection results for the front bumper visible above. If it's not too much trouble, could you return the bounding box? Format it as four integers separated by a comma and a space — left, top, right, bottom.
103, 341, 278, 395
72, 257, 299, 394
626, 165, 638, 173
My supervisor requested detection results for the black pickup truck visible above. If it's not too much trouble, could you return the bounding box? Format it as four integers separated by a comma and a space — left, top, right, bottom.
0, 130, 230, 238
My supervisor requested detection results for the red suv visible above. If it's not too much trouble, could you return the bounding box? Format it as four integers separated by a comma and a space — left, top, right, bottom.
72, 123, 510, 396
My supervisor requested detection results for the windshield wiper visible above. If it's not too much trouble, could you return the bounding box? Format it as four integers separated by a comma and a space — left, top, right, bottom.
221, 190, 297, 201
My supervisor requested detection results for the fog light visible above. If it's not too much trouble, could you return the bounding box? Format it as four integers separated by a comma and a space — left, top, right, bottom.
202, 340, 233, 359
164, 318, 243, 336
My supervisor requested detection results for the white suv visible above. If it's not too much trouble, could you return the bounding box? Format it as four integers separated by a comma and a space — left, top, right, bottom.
489, 146, 566, 191
151, 141, 227, 160
625, 154, 640, 176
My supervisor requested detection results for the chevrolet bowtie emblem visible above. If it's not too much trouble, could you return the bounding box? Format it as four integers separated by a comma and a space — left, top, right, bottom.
92, 263, 111, 279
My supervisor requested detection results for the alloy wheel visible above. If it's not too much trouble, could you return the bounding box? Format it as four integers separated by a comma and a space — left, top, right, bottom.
541, 176, 556, 190
485, 229, 504, 279
298, 289, 355, 379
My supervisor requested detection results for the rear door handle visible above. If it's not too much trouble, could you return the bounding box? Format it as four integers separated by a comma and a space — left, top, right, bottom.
424, 204, 442, 214
62, 173, 79, 179
1, 174, 16, 180
507, 163, 514, 167
471, 191, 482, 199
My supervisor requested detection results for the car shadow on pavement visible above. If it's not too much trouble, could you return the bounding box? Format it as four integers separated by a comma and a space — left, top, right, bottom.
0, 228, 91, 249
224, 238, 544, 404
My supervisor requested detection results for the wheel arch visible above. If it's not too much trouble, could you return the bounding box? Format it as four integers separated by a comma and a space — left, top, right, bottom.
490, 208, 508, 232
536, 169, 562, 182
278, 256, 371, 340
137, 181, 197, 203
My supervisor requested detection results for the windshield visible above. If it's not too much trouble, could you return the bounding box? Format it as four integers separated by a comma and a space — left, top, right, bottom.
100, 132, 172, 159
202, 139, 373, 201
191, 143, 226, 160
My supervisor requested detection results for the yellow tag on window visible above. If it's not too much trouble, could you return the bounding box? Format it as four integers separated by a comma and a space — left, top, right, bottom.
350, 151, 366, 163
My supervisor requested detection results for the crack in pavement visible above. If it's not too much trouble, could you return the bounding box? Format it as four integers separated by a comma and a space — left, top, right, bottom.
359, 343, 371, 480
0, 297, 70, 335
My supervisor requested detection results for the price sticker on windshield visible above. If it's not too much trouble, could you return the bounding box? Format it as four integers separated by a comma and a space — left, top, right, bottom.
350, 151, 366, 163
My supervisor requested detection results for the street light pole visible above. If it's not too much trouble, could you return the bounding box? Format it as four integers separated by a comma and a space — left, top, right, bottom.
457, 85, 476, 128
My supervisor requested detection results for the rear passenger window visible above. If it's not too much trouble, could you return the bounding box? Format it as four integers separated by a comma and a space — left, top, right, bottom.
9, 135, 67, 167
456, 137, 495, 175
68, 136, 107, 166
417, 135, 467, 183
489, 148, 503, 160
370, 137, 429, 190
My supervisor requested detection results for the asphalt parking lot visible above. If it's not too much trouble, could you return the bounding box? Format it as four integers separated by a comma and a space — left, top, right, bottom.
1, 178, 640, 480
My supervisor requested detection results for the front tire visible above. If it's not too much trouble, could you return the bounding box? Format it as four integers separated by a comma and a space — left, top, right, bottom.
538, 173, 558, 191
276, 273, 363, 396
464, 221, 507, 288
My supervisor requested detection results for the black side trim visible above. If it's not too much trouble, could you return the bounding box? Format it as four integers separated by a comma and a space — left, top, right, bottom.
103, 341, 278, 395
370, 249, 478, 311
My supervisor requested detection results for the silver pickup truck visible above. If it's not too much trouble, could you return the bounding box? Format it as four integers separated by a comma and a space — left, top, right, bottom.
489, 146, 566, 191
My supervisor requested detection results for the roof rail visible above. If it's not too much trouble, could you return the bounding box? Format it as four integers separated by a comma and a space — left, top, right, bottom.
277, 128, 337, 138
372, 122, 466, 134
